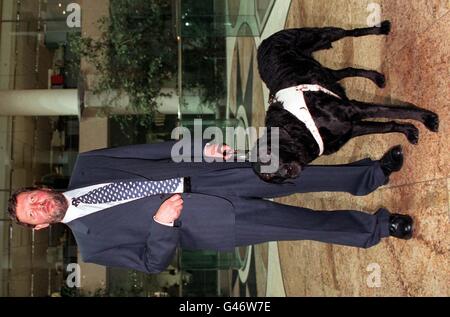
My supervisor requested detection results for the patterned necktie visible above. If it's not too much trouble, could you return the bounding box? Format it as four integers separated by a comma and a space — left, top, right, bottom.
71, 179, 182, 207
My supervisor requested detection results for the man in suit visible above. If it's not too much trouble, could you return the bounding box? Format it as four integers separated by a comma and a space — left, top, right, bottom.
8, 141, 412, 274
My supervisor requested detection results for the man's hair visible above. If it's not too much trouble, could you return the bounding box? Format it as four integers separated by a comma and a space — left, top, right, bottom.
7, 187, 41, 228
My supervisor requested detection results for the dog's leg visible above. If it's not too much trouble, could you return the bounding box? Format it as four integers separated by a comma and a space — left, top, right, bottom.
330, 67, 386, 88
345, 20, 391, 38
352, 121, 419, 145
349, 100, 439, 132
306, 21, 391, 53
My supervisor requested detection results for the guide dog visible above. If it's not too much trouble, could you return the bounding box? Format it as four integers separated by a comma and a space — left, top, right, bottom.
254, 21, 439, 183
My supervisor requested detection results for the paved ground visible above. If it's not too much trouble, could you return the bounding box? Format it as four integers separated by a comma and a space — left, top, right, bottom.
228, 0, 449, 296
278, 0, 449, 297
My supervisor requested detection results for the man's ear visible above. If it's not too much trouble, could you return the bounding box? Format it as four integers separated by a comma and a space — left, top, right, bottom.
34, 224, 50, 231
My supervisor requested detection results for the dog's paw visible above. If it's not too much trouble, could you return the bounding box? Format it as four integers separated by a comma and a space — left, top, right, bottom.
405, 125, 419, 145
379, 20, 392, 35
374, 73, 386, 88
423, 112, 439, 132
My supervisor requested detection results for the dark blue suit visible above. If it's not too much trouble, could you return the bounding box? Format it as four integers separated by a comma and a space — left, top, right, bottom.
66, 141, 390, 273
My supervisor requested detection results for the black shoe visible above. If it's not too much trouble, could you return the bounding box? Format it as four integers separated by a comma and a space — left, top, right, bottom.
381, 145, 404, 183
389, 214, 413, 240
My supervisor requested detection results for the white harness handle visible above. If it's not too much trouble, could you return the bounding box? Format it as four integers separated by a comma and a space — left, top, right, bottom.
274, 84, 341, 156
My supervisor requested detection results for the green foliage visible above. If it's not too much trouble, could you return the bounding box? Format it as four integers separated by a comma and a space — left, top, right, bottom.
68, 0, 177, 138
68, 0, 228, 140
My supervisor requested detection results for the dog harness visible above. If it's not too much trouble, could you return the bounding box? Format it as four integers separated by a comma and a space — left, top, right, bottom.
274, 84, 341, 155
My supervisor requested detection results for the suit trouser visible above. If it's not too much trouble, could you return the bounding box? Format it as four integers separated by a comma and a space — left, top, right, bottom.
191, 158, 391, 248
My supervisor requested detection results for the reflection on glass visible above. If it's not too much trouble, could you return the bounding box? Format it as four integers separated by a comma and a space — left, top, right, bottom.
0, 0, 274, 297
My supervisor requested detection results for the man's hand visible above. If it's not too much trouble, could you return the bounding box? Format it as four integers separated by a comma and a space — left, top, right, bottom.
154, 194, 184, 224
204, 143, 234, 160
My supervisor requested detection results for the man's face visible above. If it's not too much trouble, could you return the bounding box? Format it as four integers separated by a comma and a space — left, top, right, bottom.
15, 189, 68, 230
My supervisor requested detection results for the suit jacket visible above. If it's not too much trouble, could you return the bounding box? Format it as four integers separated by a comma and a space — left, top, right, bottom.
66, 140, 251, 273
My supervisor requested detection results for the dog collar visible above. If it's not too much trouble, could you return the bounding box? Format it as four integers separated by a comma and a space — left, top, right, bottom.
275, 85, 341, 155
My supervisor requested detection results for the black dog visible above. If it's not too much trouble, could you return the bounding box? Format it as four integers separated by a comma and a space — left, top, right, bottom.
254, 21, 439, 183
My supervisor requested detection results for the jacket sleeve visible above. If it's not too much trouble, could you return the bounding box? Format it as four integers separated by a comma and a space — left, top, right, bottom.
83, 221, 180, 274
80, 139, 211, 161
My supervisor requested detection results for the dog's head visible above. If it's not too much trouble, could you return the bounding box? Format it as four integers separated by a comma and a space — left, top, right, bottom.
252, 102, 321, 183
252, 127, 306, 183
252, 160, 302, 184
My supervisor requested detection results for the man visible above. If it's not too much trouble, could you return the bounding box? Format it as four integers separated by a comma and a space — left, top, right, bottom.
8, 141, 412, 274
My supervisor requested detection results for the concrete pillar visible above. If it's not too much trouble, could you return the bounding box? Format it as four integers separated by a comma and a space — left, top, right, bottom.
0, 90, 79, 116
0, 88, 215, 117
84, 89, 179, 115
84, 88, 215, 115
